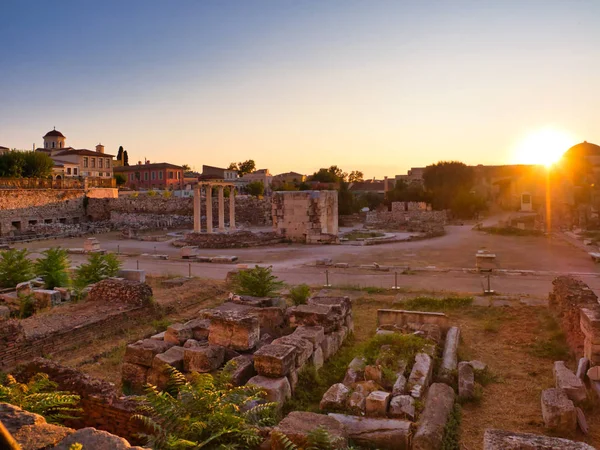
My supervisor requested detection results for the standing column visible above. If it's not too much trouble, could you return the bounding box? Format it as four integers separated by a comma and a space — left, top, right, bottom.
218, 185, 225, 232
193, 185, 201, 232
206, 185, 213, 233
229, 186, 236, 231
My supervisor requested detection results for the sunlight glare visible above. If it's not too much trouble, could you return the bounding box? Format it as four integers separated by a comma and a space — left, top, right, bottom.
512, 128, 576, 167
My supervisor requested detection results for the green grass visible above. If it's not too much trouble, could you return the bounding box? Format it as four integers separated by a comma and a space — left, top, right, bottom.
400, 296, 473, 312
361, 333, 426, 373
479, 226, 544, 237
527, 310, 571, 360
151, 317, 172, 332
336, 284, 389, 294
343, 231, 385, 241
441, 404, 462, 450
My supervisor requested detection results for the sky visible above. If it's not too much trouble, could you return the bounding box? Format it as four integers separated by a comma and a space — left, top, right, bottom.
1, 0, 599, 178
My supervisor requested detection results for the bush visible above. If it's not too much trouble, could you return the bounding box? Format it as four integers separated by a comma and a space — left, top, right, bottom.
133, 367, 277, 450
361, 333, 426, 374
74, 253, 121, 288
163, 190, 172, 198
19, 294, 36, 318
289, 284, 311, 305
35, 247, 70, 289
0, 373, 80, 423
0, 248, 34, 288
147, 189, 157, 197
232, 265, 284, 297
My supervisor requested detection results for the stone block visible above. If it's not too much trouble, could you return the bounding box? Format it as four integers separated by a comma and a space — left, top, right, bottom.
320, 383, 351, 412
117, 269, 146, 283
184, 318, 211, 341
308, 296, 351, 316
576, 357, 590, 380
328, 414, 412, 450
541, 388, 577, 433
345, 314, 354, 333
343, 357, 366, 386
33, 289, 62, 307
469, 360, 487, 372
254, 344, 296, 377
288, 304, 342, 333
183, 345, 225, 373
347, 390, 367, 414
150, 331, 166, 340
392, 374, 407, 396
223, 355, 256, 386
0, 305, 10, 320
483, 429, 595, 449
54, 287, 71, 302
180, 246, 197, 259
273, 411, 348, 449
378, 309, 450, 331
208, 311, 260, 351
554, 361, 587, 404
407, 353, 433, 398
310, 345, 324, 370
153, 346, 185, 371
122, 362, 149, 389
412, 383, 456, 450
365, 390, 391, 417
16, 281, 32, 295
287, 367, 299, 394
439, 326, 460, 383
458, 361, 475, 400
271, 335, 314, 368
53, 427, 144, 450
124, 339, 174, 367
164, 323, 194, 345
247, 375, 292, 404
389, 395, 415, 420
364, 365, 383, 385
321, 334, 335, 360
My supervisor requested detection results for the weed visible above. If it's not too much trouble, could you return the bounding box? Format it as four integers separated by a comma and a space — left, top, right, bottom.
18, 294, 36, 318
289, 284, 311, 306
361, 333, 426, 372
458, 384, 484, 406
0, 248, 34, 288
441, 403, 462, 450
401, 296, 473, 312
475, 368, 502, 386
528, 311, 571, 360
151, 317, 172, 332
482, 318, 500, 333
343, 231, 385, 241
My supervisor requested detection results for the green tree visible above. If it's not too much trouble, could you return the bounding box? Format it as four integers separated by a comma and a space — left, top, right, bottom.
74, 253, 121, 288
123, 150, 130, 166
232, 265, 284, 297
423, 161, 475, 211
35, 248, 70, 289
0, 249, 34, 288
133, 367, 276, 450
116, 146, 124, 163
246, 180, 265, 197
22, 151, 54, 177
338, 181, 356, 214
181, 164, 191, 171
229, 160, 256, 176
348, 170, 364, 182
114, 173, 127, 186
289, 284, 311, 306
387, 180, 430, 204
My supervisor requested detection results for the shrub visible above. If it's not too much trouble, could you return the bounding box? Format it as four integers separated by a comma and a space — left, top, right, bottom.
133, 367, 277, 450
74, 253, 121, 288
19, 294, 36, 318
232, 265, 284, 297
441, 404, 461, 450
162, 190, 172, 198
0, 248, 34, 288
35, 247, 70, 289
289, 284, 311, 305
0, 373, 80, 423
147, 189, 157, 197
361, 333, 426, 374
273, 426, 348, 449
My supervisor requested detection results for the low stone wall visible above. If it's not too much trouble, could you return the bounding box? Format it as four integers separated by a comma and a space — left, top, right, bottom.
549, 276, 600, 364
175, 230, 284, 248
365, 209, 446, 233
377, 309, 450, 332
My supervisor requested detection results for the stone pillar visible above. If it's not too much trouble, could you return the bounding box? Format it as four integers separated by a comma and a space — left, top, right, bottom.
229, 187, 236, 231
206, 185, 213, 234
218, 186, 225, 232
193, 185, 201, 232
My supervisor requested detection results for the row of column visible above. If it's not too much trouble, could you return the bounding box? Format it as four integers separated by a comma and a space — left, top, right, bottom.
193, 184, 235, 233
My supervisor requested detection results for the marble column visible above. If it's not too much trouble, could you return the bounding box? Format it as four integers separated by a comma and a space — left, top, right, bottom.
193, 185, 201, 232
229, 187, 235, 231
218, 185, 225, 232
206, 185, 213, 234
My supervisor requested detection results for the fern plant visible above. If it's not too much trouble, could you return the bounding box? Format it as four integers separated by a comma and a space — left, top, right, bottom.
0, 373, 81, 423
74, 252, 121, 288
0, 248, 34, 288
272, 426, 354, 450
133, 366, 277, 449
232, 265, 284, 297
35, 247, 70, 289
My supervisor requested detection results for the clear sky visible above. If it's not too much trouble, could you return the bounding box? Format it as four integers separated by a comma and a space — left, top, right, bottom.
1, 0, 599, 178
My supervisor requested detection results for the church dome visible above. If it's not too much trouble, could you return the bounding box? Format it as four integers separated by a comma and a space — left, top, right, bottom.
563, 141, 600, 159
43, 128, 65, 138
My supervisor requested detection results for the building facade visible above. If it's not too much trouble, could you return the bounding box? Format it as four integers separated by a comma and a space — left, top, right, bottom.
113, 162, 185, 190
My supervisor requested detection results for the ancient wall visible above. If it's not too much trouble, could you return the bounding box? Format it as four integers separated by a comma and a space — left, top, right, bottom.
549, 276, 600, 364
391, 201, 431, 212
177, 230, 284, 248
272, 191, 339, 244
88, 195, 272, 227
365, 209, 446, 233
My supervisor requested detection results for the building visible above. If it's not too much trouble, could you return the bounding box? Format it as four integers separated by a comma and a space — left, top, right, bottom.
240, 169, 272, 191
395, 167, 425, 185
35, 128, 114, 179
200, 165, 239, 181
0, 146, 9, 155
272, 171, 306, 188
348, 180, 386, 196
113, 162, 184, 190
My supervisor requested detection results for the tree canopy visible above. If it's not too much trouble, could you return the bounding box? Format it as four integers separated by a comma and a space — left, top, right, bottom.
246, 180, 265, 197
228, 160, 256, 176
0, 151, 54, 178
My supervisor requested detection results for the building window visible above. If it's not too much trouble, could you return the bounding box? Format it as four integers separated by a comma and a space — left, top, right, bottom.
168, 171, 173, 179
106, 158, 110, 168
91, 158, 96, 168
83, 157, 88, 168
99, 158, 103, 169
52, 142, 55, 148
66, 168, 71, 175
130, 173, 134, 181
151, 171, 156, 180
73, 168, 78, 175
45, 142, 48, 148
159, 171, 163, 180
144, 172, 148, 181
60, 142, 63, 148
177, 171, 181, 179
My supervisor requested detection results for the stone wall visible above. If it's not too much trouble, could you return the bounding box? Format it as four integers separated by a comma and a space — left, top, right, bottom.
272, 191, 339, 244
177, 230, 284, 248
549, 276, 600, 364
391, 201, 431, 212
365, 209, 446, 233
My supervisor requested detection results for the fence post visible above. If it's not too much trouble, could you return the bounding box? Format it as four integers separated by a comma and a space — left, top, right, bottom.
324, 270, 331, 287
392, 271, 400, 290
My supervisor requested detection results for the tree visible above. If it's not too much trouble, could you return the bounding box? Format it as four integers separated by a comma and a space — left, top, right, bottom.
114, 173, 127, 186
123, 150, 130, 166
181, 164, 191, 171
74, 253, 121, 288
0, 249, 34, 288
422, 161, 475, 210
0, 151, 54, 178
228, 160, 256, 176
246, 180, 265, 197
116, 146, 123, 163
232, 265, 283, 297
338, 181, 356, 215
309, 166, 348, 183
348, 170, 364, 182
387, 180, 430, 204
35, 248, 70, 289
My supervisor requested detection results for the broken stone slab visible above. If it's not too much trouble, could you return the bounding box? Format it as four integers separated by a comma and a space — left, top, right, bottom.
378, 309, 450, 332
117, 269, 146, 283
287, 367, 299, 394
121, 362, 149, 390
364, 365, 383, 386
576, 357, 590, 380
316, 258, 333, 266
343, 357, 366, 386
33, 289, 62, 307
345, 314, 354, 333
389, 395, 415, 420
164, 323, 194, 345
334, 262, 349, 268
16, 281, 32, 295
140, 253, 169, 260
308, 296, 352, 316
327, 414, 412, 450
310, 346, 324, 370
124, 339, 174, 367
223, 355, 256, 386
183, 318, 211, 341
211, 255, 239, 263
288, 304, 342, 333
180, 246, 198, 259
439, 326, 460, 384
469, 360, 487, 372
54, 427, 146, 450
412, 383, 456, 450
273, 411, 348, 449
376, 329, 396, 336
253, 344, 296, 377
407, 353, 433, 398
458, 361, 475, 400
554, 361, 587, 404
54, 287, 71, 302
247, 375, 292, 404
392, 374, 407, 397
229, 294, 285, 308
0, 305, 10, 320
541, 388, 577, 433
587, 365, 600, 381
148, 346, 185, 389
576, 407, 588, 435
183, 344, 225, 373
347, 390, 367, 415
365, 391, 391, 417
207, 310, 260, 351
321, 333, 336, 361
271, 335, 313, 368
483, 429, 595, 449
320, 383, 351, 412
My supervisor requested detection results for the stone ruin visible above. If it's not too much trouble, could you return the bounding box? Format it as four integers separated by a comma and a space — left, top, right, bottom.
122, 294, 353, 405
365, 201, 446, 234
272, 190, 339, 244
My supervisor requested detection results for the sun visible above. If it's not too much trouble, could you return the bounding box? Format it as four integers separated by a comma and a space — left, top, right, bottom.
512, 128, 576, 167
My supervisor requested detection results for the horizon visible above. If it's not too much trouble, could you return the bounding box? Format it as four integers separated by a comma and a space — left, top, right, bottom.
2, 1, 599, 178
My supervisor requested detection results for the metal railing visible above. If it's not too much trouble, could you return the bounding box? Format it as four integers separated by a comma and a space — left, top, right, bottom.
0, 177, 116, 190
